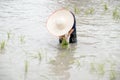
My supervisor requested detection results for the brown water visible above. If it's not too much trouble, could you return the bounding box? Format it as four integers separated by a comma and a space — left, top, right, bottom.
0, 0, 120, 80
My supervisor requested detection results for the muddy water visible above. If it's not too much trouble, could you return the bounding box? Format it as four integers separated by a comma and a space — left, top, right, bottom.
0, 0, 120, 80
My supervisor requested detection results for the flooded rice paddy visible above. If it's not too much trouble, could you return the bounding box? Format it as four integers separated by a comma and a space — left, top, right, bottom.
0, 0, 120, 80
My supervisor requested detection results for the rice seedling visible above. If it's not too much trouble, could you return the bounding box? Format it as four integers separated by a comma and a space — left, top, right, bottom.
0, 40, 6, 50
109, 70, 116, 80
74, 6, 80, 14
112, 8, 120, 20
7, 31, 11, 40
103, 3, 108, 11
38, 51, 42, 62
20, 35, 25, 43
61, 38, 69, 49
97, 63, 105, 75
24, 60, 28, 74
31, 51, 42, 63
85, 7, 95, 15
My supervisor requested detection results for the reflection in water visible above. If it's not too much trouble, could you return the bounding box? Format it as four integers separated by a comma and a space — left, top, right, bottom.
49, 45, 77, 80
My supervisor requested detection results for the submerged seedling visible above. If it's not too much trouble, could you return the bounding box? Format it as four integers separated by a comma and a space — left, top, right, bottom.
65, 5, 70, 9
40, 75, 49, 80
0, 40, 6, 50
49, 59, 56, 64
90, 62, 96, 73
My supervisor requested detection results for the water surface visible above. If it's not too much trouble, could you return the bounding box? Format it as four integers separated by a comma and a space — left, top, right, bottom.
0, 0, 120, 80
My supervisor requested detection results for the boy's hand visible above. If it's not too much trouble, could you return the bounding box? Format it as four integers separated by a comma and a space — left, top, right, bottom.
59, 28, 74, 39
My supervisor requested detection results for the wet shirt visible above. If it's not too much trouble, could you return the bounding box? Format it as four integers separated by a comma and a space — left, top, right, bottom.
69, 12, 77, 43
59, 11, 77, 43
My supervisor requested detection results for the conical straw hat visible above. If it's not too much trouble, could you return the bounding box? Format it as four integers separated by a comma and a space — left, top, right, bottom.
47, 9, 74, 36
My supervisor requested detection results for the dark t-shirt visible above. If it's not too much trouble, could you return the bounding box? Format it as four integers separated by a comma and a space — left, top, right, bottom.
59, 12, 77, 43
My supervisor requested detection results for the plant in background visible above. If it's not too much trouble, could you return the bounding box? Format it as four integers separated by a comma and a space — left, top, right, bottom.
85, 7, 95, 15
90, 62, 96, 73
38, 51, 42, 62
109, 70, 116, 80
20, 35, 25, 44
97, 63, 105, 75
103, 3, 108, 11
7, 31, 11, 40
109, 62, 117, 80
31, 51, 42, 64
74, 6, 80, 14
25, 60, 28, 74
112, 8, 120, 20
0, 40, 6, 50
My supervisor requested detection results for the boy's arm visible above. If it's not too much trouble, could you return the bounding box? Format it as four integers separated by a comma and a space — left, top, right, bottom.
67, 29, 74, 38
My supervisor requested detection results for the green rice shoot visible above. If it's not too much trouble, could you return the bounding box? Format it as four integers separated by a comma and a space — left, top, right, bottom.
110, 70, 116, 80
74, 6, 80, 14
97, 63, 105, 75
20, 35, 25, 43
25, 60, 28, 74
85, 7, 95, 15
61, 38, 69, 48
103, 3, 108, 11
7, 31, 11, 40
112, 8, 120, 20
75, 60, 81, 69
90, 63, 96, 73
38, 51, 42, 62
